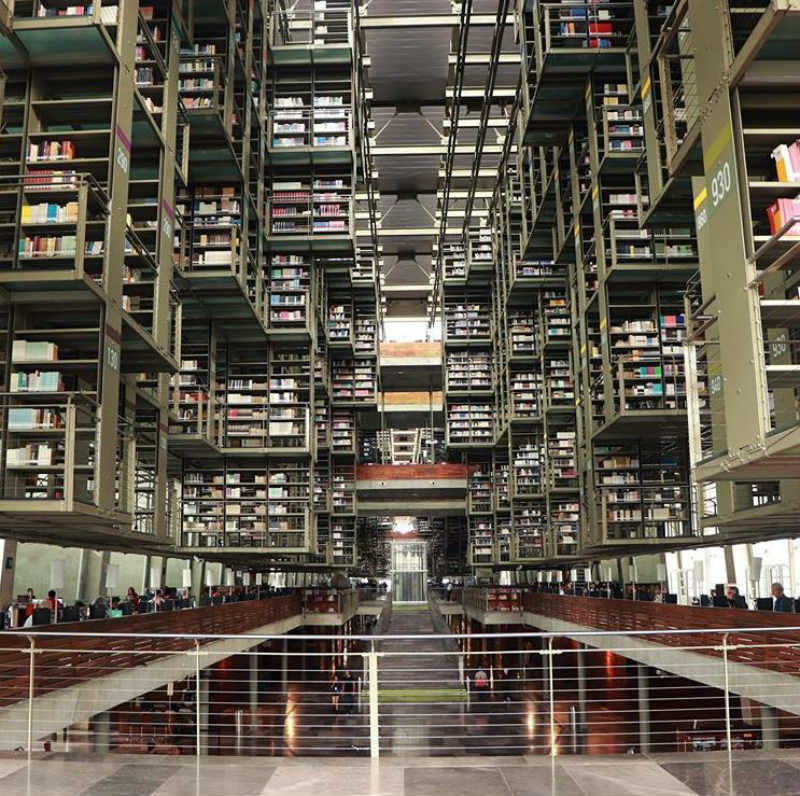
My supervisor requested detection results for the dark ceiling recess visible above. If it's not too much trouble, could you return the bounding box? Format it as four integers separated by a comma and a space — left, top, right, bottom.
362, 2, 517, 319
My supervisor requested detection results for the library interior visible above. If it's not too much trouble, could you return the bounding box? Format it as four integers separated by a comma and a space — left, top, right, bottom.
2, 1, 800, 795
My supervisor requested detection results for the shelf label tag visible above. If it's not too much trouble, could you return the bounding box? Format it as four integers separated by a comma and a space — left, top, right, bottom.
115, 125, 131, 176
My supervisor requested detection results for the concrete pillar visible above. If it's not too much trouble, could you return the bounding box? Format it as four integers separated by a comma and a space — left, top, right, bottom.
761, 705, 780, 749
249, 650, 259, 720
637, 663, 650, 753
192, 559, 205, 602
576, 644, 587, 740
281, 638, 289, 695
198, 673, 210, 755
94, 711, 111, 753
0, 539, 17, 610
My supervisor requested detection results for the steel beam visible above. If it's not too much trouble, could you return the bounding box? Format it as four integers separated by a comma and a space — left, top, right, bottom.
358, 14, 514, 29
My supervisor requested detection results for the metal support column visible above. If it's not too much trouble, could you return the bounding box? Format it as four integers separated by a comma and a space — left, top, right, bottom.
637, 663, 650, 753
577, 644, 587, 747
761, 705, 780, 749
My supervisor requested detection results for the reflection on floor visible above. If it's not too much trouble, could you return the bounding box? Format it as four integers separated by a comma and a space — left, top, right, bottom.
4, 750, 800, 795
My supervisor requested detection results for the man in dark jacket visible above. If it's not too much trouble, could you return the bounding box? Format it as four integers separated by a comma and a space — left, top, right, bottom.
771, 583, 794, 612
724, 586, 747, 609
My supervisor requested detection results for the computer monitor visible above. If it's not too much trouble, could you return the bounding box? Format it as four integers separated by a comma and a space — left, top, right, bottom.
89, 604, 106, 620
32, 608, 51, 626
663, 594, 678, 604
756, 598, 773, 612
60, 606, 79, 623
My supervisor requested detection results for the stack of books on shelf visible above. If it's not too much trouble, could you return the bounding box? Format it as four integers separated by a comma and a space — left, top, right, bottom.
445, 301, 490, 341
332, 408, 355, 452
21, 202, 78, 224
328, 303, 352, 344
354, 313, 376, 355
12, 340, 59, 362
513, 438, 543, 496
510, 369, 542, 418
447, 403, 493, 444
10, 371, 64, 392
446, 351, 491, 392
548, 430, 578, 488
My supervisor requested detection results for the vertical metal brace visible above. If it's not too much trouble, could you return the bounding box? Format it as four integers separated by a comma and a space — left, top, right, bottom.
722, 633, 733, 790
368, 642, 380, 759
195, 641, 201, 760
548, 636, 556, 757
27, 637, 35, 758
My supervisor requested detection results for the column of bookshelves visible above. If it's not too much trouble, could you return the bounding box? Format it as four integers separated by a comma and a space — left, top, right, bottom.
269, 346, 312, 453
443, 287, 494, 448
7, 7, 150, 522
467, 454, 494, 566
330, 404, 356, 566
169, 321, 218, 448
267, 253, 313, 336
0, 70, 29, 270
268, 459, 312, 550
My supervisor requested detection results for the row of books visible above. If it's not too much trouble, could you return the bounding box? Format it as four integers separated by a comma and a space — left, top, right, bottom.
21, 203, 79, 225
12, 340, 59, 362
28, 141, 76, 162
19, 236, 102, 258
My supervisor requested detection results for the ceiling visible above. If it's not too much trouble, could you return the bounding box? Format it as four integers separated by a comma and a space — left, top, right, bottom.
357, 1, 520, 315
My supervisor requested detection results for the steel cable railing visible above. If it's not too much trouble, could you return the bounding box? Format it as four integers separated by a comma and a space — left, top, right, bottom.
3, 617, 800, 765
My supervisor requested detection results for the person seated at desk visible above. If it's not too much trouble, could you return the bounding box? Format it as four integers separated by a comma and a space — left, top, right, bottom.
106, 596, 123, 617
199, 586, 211, 607
720, 585, 747, 609
151, 589, 166, 611
771, 582, 794, 612
126, 587, 139, 608
44, 590, 62, 621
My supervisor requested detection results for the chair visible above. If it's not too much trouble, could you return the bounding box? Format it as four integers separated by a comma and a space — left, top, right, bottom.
59, 606, 80, 622
89, 604, 107, 620
120, 602, 134, 616
756, 597, 773, 612
32, 608, 51, 626
663, 594, 678, 604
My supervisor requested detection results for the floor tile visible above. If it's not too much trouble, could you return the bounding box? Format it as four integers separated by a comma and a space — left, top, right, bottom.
662, 759, 800, 796
153, 763, 276, 796
404, 766, 511, 796
499, 765, 584, 796
0, 760, 121, 796
565, 761, 696, 796
261, 762, 403, 796
82, 763, 175, 796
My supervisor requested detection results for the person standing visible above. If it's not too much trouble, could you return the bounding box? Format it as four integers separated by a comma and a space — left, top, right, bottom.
771, 582, 794, 612
342, 669, 356, 714
330, 674, 342, 714
473, 664, 490, 702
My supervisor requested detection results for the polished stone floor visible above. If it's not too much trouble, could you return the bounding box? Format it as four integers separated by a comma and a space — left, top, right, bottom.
3, 750, 800, 795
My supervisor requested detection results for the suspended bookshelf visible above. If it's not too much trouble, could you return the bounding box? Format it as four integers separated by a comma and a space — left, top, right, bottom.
510, 430, 543, 498
446, 401, 494, 447
331, 357, 376, 405
445, 351, 492, 395
331, 460, 356, 514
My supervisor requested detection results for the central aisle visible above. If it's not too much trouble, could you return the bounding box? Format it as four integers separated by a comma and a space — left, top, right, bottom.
377, 603, 463, 691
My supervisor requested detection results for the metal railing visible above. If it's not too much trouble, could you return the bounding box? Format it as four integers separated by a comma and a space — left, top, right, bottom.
4, 616, 800, 763
270, 9, 352, 48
